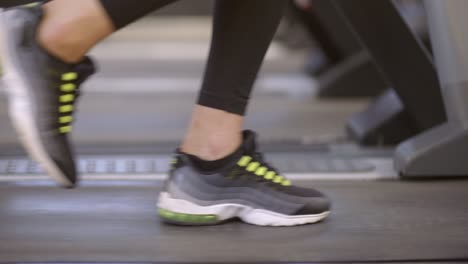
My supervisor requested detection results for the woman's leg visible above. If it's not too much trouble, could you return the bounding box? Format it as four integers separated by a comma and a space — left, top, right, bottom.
1, 0, 177, 186
181, 0, 287, 164
38, 0, 177, 63
160, 1, 331, 227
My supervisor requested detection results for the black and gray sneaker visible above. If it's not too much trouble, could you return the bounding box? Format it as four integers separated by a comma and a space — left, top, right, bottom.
0, 5, 96, 187
158, 131, 331, 226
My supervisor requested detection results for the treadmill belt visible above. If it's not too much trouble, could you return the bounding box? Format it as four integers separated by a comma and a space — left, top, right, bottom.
0, 181, 467, 263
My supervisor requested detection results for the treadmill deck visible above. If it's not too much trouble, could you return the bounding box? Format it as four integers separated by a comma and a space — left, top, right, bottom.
0, 180, 467, 263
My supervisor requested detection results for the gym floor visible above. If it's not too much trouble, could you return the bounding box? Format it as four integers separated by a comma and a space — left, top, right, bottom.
0, 17, 467, 264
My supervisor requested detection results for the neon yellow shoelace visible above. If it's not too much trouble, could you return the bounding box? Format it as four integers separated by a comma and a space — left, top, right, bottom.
58, 72, 78, 134
236, 155, 291, 186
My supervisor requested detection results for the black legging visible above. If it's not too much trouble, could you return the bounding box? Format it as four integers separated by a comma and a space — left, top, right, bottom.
99, 0, 286, 115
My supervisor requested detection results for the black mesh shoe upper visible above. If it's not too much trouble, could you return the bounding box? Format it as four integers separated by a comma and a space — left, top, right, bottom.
165, 130, 331, 216
2, 5, 96, 186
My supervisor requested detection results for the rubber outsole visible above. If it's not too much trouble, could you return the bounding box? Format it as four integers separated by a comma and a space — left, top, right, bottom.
157, 192, 330, 227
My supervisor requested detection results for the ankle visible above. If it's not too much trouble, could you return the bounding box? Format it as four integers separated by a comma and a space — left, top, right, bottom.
180, 106, 244, 160
37, 1, 114, 63
181, 132, 242, 161
38, 20, 84, 63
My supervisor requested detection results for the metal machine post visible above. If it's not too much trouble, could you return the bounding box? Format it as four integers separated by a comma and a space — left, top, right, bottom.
395, 0, 468, 176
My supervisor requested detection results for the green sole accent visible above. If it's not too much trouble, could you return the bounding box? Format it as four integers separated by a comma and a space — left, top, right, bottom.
158, 208, 219, 225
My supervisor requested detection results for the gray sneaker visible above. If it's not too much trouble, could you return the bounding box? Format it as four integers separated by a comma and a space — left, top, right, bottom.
0, 5, 95, 187
158, 131, 331, 226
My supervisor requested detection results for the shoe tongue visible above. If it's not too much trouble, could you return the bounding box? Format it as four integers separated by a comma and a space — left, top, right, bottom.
242, 130, 258, 155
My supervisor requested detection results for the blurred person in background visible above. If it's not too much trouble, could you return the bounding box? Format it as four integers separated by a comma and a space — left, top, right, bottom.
0, 0, 330, 226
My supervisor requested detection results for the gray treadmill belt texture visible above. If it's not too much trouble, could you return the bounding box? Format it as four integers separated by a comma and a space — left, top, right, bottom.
0, 181, 467, 262
0, 153, 375, 176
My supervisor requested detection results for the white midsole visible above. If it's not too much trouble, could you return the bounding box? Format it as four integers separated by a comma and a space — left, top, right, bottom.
0, 11, 72, 187
157, 192, 330, 226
